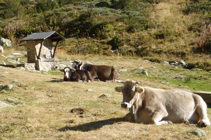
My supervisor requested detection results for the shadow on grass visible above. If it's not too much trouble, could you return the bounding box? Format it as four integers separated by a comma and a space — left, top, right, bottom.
58, 117, 124, 132
48, 78, 64, 82
0, 64, 15, 68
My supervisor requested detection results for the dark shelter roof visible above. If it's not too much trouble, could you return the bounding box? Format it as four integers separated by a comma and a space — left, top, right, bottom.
20, 31, 65, 42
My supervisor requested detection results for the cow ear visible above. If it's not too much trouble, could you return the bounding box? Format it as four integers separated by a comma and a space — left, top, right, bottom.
136, 87, 144, 94
115, 86, 123, 92
60, 69, 64, 72
71, 69, 76, 72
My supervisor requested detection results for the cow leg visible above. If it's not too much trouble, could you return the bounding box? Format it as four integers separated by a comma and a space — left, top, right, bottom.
110, 67, 115, 82
192, 94, 210, 127
76, 74, 81, 82
151, 106, 172, 125
85, 71, 94, 82
124, 113, 135, 122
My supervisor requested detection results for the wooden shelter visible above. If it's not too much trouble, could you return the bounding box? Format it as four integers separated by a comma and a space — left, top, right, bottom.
20, 31, 65, 71
21, 31, 65, 63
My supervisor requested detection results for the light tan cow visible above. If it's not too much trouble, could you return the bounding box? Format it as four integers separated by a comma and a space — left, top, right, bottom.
115, 80, 210, 127
0, 46, 3, 53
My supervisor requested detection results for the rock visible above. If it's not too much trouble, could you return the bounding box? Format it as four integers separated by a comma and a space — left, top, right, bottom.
0, 60, 6, 65
0, 85, 13, 90
0, 37, 12, 47
160, 81, 169, 84
7, 98, 15, 103
169, 61, 179, 66
12, 80, 18, 83
187, 129, 206, 137
6, 59, 20, 65
162, 61, 169, 65
99, 94, 112, 98
174, 76, 183, 79
141, 69, 148, 76
180, 59, 187, 67
12, 53, 23, 57
119, 69, 127, 72
0, 101, 13, 109
87, 89, 95, 92
138, 67, 144, 70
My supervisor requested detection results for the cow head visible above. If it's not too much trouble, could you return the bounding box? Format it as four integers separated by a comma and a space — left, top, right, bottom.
115, 80, 144, 109
60, 67, 72, 81
73, 60, 83, 70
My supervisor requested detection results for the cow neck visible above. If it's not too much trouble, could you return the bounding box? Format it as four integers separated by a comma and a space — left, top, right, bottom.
132, 93, 140, 114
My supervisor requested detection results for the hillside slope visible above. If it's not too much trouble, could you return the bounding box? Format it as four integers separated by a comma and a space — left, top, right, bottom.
0, 0, 211, 70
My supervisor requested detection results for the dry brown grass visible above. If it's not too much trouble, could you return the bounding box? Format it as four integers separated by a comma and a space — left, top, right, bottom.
0, 51, 211, 140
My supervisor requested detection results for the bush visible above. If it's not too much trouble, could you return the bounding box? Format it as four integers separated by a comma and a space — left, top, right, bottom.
107, 36, 122, 50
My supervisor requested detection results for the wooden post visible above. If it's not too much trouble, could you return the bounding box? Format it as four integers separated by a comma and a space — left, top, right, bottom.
37, 40, 44, 59
52, 41, 59, 58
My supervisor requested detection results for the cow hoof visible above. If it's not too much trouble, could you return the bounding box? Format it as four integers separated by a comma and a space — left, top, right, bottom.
167, 121, 173, 124
198, 121, 210, 127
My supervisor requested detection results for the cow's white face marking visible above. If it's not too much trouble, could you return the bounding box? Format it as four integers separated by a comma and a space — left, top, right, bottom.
64, 68, 70, 79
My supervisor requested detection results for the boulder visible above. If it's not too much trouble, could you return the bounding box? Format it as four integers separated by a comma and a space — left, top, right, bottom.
0, 37, 12, 47
187, 129, 206, 137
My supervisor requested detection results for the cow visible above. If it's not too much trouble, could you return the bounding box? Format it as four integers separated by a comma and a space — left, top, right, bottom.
60, 67, 93, 82
73, 60, 121, 82
115, 80, 210, 127
0, 46, 3, 53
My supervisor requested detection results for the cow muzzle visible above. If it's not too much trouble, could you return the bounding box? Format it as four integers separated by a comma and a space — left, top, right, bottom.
121, 102, 132, 109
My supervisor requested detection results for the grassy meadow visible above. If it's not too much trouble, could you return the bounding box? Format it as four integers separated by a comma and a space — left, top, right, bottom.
1, 49, 211, 140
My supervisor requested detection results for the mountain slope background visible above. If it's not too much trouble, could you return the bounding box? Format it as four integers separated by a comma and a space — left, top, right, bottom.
0, 0, 211, 70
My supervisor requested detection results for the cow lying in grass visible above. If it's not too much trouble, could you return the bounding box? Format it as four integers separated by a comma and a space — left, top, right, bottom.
60, 67, 93, 82
73, 60, 121, 82
115, 80, 210, 127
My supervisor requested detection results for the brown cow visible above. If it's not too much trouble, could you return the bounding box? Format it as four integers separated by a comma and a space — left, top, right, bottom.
60, 67, 93, 82
73, 61, 121, 82
115, 80, 210, 127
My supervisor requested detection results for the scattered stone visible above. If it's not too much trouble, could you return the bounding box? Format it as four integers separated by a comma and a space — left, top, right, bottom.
187, 129, 206, 137
12, 53, 23, 57
47, 94, 53, 97
65, 58, 71, 61
6, 59, 20, 65
141, 69, 148, 76
174, 76, 183, 79
180, 59, 187, 67
7, 98, 15, 103
160, 81, 169, 84
99, 94, 112, 98
119, 69, 127, 72
0, 85, 13, 90
0, 101, 13, 109
169, 61, 179, 66
0, 60, 6, 65
87, 89, 95, 92
12, 80, 18, 83
138, 67, 144, 70
18, 83, 27, 87
162, 61, 169, 65
0, 37, 12, 47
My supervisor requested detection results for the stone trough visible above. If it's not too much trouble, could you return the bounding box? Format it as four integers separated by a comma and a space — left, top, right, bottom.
194, 91, 211, 106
